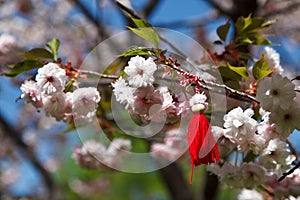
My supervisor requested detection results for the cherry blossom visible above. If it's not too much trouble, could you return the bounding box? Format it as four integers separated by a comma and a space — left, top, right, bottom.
151, 129, 186, 161
43, 92, 66, 121
35, 63, 68, 95
269, 102, 300, 136
72, 139, 132, 169
256, 74, 295, 112
132, 86, 161, 116
124, 56, 157, 87
72, 87, 101, 123
239, 162, 266, 189
238, 189, 263, 200
259, 47, 283, 74
0, 33, 15, 54
259, 138, 290, 169
72, 140, 106, 169
111, 77, 135, 109
20, 80, 43, 108
223, 107, 258, 152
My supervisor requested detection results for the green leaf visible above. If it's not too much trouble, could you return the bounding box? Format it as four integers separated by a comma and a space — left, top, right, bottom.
131, 18, 152, 28
120, 46, 153, 57
2, 60, 43, 77
127, 27, 160, 47
218, 66, 242, 81
227, 63, 250, 80
21, 48, 53, 60
252, 56, 274, 81
46, 38, 60, 60
224, 80, 241, 90
236, 14, 252, 34
217, 21, 230, 41
250, 34, 272, 45
244, 18, 275, 33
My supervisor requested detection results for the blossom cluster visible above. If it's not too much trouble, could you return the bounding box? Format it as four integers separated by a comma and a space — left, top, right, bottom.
72, 138, 132, 169
207, 47, 300, 199
20, 62, 101, 124
112, 55, 190, 124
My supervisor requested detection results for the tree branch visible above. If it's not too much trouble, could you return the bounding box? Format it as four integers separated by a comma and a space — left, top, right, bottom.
159, 163, 193, 200
80, 69, 119, 79
142, 0, 161, 19
161, 61, 259, 103
70, 0, 109, 39
0, 115, 57, 200
278, 162, 300, 182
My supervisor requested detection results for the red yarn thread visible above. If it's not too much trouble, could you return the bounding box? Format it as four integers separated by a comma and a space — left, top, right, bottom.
186, 113, 220, 184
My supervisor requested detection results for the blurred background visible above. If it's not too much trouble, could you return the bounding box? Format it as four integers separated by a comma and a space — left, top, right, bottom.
0, 0, 300, 199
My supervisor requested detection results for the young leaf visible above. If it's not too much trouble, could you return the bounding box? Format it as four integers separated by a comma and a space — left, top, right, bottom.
21, 48, 53, 60
120, 46, 153, 57
252, 56, 274, 81
236, 14, 252, 34
46, 38, 60, 60
227, 63, 250, 80
131, 18, 152, 28
2, 60, 43, 77
127, 27, 160, 47
217, 21, 230, 41
218, 66, 242, 81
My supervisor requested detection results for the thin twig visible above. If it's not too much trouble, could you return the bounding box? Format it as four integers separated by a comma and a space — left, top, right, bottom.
164, 62, 259, 103
142, 0, 161, 18
278, 162, 300, 182
80, 70, 118, 79
70, 0, 108, 39
258, 185, 274, 197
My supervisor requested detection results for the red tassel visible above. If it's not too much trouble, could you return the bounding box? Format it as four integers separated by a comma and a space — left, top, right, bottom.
186, 113, 220, 184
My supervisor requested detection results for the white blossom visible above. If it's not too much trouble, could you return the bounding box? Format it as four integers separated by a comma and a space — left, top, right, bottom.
102, 138, 132, 169
211, 126, 236, 157
111, 77, 135, 109
256, 74, 295, 111
269, 102, 300, 136
132, 86, 161, 115
43, 92, 66, 120
239, 162, 266, 189
72, 140, 106, 169
259, 138, 290, 169
106, 138, 131, 155
151, 129, 186, 161
218, 162, 243, 188
0, 33, 15, 54
223, 107, 258, 152
72, 138, 132, 169
238, 189, 263, 200
124, 56, 157, 87
35, 63, 68, 94
260, 47, 283, 74
20, 80, 43, 108
72, 87, 101, 123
